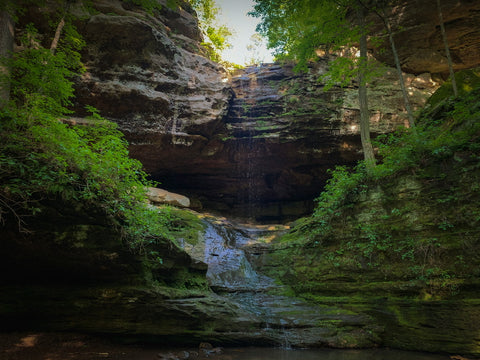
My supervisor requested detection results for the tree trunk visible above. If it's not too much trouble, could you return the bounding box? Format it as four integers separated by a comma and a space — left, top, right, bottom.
386, 21, 415, 129
436, 0, 458, 97
0, 10, 14, 108
372, 2, 416, 129
50, 17, 65, 54
356, 1, 376, 170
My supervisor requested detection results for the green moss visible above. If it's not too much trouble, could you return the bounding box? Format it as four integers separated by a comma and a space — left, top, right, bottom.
427, 68, 480, 107
165, 208, 206, 246
255, 80, 480, 354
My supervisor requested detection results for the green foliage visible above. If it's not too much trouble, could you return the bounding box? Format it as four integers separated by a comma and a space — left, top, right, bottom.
427, 68, 480, 108
372, 87, 480, 179
311, 81, 480, 231
203, 24, 232, 62
0, 99, 175, 253
0, 0, 45, 20
0, 18, 189, 257
4, 23, 83, 115
190, 0, 232, 63
312, 164, 367, 234
123, 0, 163, 15
275, 79, 480, 297
251, 0, 366, 72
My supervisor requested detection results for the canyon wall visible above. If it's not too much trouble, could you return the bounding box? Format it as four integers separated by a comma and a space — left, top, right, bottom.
3, 0, 480, 353
21, 0, 477, 222
65, 0, 448, 222
366, 0, 480, 76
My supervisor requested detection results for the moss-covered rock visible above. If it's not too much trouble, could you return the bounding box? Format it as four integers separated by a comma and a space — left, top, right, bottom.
0, 198, 234, 344
256, 79, 480, 356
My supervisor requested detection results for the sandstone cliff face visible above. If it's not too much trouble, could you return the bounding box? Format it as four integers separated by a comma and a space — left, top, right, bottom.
72, 0, 232, 151
367, 0, 480, 76
22, 1, 479, 223
155, 62, 438, 221
65, 0, 479, 222
251, 83, 480, 356
5, 1, 480, 351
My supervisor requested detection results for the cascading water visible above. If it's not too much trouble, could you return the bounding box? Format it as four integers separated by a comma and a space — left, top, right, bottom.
178, 215, 275, 291
179, 215, 364, 348
230, 67, 269, 222
202, 221, 273, 291
175, 68, 373, 348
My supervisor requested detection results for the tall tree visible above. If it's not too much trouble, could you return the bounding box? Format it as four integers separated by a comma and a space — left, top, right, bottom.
370, 1, 415, 129
252, 0, 377, 169
436, 0, 458, 97
0, 9, 14, 108
356, 1, 375, 169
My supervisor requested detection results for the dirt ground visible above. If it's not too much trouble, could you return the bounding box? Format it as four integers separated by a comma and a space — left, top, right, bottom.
0, 332, 186, 360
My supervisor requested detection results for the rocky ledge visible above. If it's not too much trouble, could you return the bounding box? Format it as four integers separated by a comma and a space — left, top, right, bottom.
156, 62, 438, 221
366, 0, 480, 76
23, 0, 479, 223
0, 198, 378, 349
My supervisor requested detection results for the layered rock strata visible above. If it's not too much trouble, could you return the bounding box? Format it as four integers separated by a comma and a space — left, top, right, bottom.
156, 62, 438, 221
40, 0, 444, 222
22, 0, 477, 223
0, 201, 378, 348
366, 0, 480, 76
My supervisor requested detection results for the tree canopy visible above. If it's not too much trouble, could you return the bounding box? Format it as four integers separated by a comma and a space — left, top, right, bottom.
189, 0, 233, 63
251, 0, 355, 69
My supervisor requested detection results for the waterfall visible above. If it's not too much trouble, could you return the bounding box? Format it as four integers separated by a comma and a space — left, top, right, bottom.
232, 67, 265, 221
180, 218, 274, 291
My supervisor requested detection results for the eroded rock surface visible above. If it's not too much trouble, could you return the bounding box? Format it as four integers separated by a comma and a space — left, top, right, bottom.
45, 0, 446, 222
146, 187, 191, 207
70, 0, 233, 167
22, 0, 480, 223
366, 0, 480, 76
54, 0, 477, 223
157, 63, 438, 221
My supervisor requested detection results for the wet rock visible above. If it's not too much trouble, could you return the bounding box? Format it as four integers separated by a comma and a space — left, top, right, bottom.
198, 342, 213, 350
178, 215, 379, 348
201, 347, 223, 357
157, 350, 195, 360
178, 217, 276, 292
157, 352, 180, 360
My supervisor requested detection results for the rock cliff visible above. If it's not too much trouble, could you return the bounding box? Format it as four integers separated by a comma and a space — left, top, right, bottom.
4, 0, 480, 354
366, 0, 480, 76
253, 82, 480, 356
0, 199, 378, 348
57, 0, 477, 222
157, 62, 437, 222
71, 0, 232, 136
0, 198, 226, 343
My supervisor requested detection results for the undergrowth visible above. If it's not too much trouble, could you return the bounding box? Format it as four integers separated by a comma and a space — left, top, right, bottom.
307, 83, 480, 238
276, 76, 480, 295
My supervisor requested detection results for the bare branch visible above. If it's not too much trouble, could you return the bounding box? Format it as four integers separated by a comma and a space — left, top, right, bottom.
50, 17, 65, 54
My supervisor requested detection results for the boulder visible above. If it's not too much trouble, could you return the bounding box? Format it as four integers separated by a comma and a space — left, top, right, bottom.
146, 187, 190, 207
